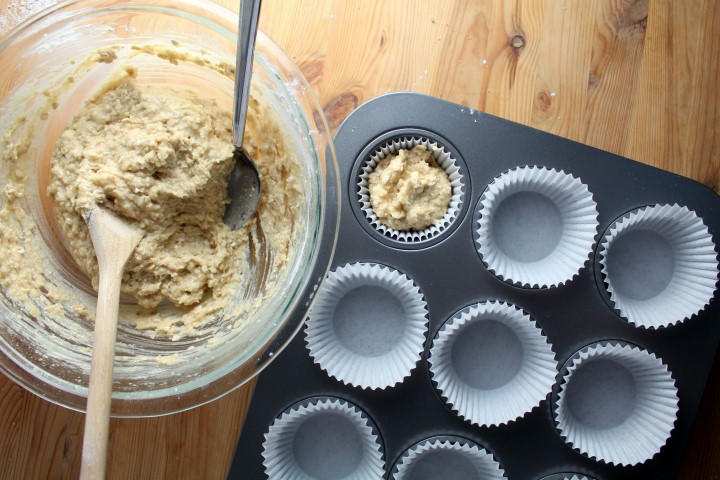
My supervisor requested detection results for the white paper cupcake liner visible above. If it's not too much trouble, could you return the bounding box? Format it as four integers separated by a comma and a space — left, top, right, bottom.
554, 342, 679, 466
305, 263, 429, 389
358, 136, 465, 243
599, 204, 719, 329
391, 437, 506, 480
476, 166, 599, 288
428, 301, 557, 427
262, 397, 385, 480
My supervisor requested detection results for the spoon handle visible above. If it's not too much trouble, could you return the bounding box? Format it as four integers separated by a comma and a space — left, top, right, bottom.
80, 207, 142, 480
233, 0, 262, 148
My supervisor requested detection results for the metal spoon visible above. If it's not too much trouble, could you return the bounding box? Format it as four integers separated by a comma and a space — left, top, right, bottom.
223, 0, 262, 230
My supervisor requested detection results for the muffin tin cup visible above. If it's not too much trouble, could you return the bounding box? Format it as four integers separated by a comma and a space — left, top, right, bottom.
357, 135, 465, 243
262, 396, 385, 479
429, 301, 557, 427
390, 436, 506, 480
598, 203, 719, 329
476, 166, 599, 288
304, 262, 428, 390
553, 341, 679, 467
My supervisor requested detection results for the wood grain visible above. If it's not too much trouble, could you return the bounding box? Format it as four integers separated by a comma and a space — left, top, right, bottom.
0, 0, 718, 478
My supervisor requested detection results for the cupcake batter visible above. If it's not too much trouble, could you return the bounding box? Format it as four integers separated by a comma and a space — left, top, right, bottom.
0, 44, 304, 377
48, 78, 236, 309
42, 71, 303, 330
368, 145, 451, 231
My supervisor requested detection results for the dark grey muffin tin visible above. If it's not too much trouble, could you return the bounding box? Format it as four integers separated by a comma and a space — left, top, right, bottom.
229, 92, 720, 479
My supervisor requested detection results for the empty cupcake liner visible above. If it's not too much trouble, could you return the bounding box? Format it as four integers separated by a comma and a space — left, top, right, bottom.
305, 263, 429, 390
476, 166, 599, 288
554, 342, 679, 466
262, 397, 385, 480
391, 436, 506, 480
428, 301, 557, 427
357, 136, 465, 243
599, 203, 719, 329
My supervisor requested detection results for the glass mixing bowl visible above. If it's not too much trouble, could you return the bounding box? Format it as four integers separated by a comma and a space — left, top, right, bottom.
0, 0, 339, 416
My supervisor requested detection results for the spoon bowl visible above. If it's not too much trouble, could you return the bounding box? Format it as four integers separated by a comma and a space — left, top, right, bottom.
224, 147, 261, 230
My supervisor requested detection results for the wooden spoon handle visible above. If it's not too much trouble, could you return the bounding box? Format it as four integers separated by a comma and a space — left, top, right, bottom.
80, 207, 143, 480
80, 264, 123, 480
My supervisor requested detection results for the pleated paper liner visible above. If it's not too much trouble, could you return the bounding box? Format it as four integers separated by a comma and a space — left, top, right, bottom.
305, 262, 428, 390
390, 435, 506, 480
475, 166, 599, 288
599, 203, 719, 329
428, 300, 557, 427
553, 341, 679, 467
262, 396, 385, 479
357, 135, 465, 243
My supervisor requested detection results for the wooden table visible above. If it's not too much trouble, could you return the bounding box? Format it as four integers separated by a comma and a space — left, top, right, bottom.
1, 0, 718, 478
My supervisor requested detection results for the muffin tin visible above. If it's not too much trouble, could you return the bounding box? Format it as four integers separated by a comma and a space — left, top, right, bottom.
229, 92, 720, 479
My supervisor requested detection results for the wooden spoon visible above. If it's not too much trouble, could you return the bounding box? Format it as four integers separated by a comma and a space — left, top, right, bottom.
79, 206, 143, 480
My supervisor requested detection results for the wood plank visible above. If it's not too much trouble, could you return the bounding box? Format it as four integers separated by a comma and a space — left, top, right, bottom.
581, 0, 648, 153
0, 377, 253, 479
628, 0, 720, 183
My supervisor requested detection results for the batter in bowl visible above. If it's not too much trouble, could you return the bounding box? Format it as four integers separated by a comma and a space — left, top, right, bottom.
0, 58, 303, 339
47, 71, 302, 334
49, 78, 236, 309
0, 34, 318, 404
